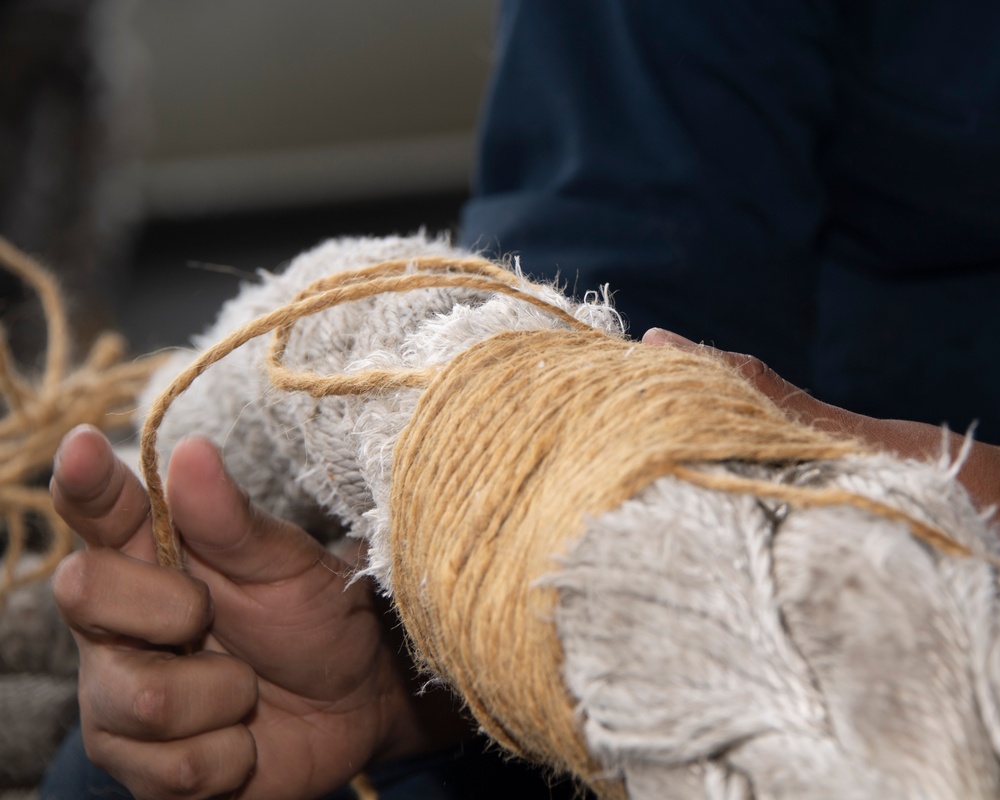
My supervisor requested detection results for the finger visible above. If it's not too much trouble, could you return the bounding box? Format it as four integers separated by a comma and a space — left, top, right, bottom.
81, 648, 257, 741
642, 329, 808, 405
51, 425, 155, 560
704, 350, 861, 436
53, 549, 211, 645
166, 436, 335, 586
85, 724, 256, 800
641, 331, 850, 429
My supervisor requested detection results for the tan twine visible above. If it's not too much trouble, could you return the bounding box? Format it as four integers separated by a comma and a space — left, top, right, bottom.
138, 255, 977, 794
0, 237, 169, 608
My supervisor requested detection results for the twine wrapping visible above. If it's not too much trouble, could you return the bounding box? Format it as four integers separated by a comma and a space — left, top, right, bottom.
0, 237, 167, 607
389, 327, 857, 781
137, 251, 985, 797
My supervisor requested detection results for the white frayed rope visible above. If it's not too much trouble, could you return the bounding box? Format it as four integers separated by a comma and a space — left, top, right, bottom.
140, 233, 1000, 799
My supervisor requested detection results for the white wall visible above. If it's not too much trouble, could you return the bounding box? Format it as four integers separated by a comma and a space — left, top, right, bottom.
130, 1, 497, 216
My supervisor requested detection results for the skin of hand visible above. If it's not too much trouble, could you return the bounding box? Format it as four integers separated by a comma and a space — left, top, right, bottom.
642, 328, 1000, 520
50, 425, 466, 800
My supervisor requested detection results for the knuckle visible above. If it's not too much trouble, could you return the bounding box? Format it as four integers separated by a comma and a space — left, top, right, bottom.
735, 352, 765, 376
733, 353, 779, 388
160, 744, 209, 797
132, 677, 172, 733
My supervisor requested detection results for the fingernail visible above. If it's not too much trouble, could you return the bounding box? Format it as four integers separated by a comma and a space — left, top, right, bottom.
52, 424, 98, 472
641, 328, 695, 348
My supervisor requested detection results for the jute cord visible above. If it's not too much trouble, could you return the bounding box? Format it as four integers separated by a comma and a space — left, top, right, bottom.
0, 237, 169, 607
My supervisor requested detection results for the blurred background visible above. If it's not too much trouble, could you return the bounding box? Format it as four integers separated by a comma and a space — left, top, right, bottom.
0, 5, 496, 792
0, 0, 497, 355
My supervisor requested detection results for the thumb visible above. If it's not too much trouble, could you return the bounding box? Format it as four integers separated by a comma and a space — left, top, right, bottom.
165, 436, 331, 586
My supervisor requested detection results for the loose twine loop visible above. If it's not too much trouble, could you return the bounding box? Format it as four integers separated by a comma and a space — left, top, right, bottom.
138, 254, 981, 796
0, 237, 168, 608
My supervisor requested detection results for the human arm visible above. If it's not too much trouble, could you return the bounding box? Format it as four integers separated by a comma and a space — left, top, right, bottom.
50, 425, 466, 800
643, 328, 1000, 519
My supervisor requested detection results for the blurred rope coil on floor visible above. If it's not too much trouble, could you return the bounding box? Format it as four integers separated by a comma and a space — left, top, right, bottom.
0, 236, 169, 608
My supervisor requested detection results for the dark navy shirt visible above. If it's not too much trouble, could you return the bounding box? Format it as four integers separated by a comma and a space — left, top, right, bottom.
460, 0, 1000, 442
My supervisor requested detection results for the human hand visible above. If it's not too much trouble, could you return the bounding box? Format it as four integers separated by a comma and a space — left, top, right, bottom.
50, 426, 463, 800
642, 328, 1000, 520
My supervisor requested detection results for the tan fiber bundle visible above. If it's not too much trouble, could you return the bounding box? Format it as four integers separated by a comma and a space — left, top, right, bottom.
136, 234, 1000, 799
0, 237, 166, 606
392, 327, 850, 781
